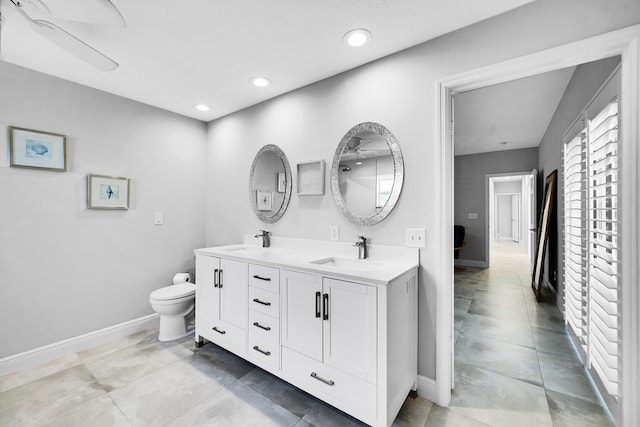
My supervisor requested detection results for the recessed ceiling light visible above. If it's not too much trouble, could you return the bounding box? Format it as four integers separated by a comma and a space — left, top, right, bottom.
194, 104, 210, 112
343, 29, 371, 47
251, 76, 271, 87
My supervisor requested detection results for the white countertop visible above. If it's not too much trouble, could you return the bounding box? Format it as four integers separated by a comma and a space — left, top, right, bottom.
194, 235, 419, 285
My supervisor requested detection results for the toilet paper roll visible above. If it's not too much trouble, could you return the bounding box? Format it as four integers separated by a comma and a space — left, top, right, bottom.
173, 273, 192, 285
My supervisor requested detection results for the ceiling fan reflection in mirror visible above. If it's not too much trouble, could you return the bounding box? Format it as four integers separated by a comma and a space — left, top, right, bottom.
0, 0, 125, 71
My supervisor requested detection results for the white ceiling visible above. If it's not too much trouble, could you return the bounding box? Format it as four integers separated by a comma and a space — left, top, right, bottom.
0, 0, 533, 122
453, 66, 576, 156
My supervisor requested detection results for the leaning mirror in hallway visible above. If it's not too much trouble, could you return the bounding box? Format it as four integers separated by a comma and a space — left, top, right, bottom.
249, 144, 292, 223
330, 122, 404, 226
532, 169, 557, 301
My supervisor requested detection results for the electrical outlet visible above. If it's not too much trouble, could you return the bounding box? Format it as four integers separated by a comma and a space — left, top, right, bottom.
406, 228, 426, 248
154, 212, 164, 225
329, 225, 339, 241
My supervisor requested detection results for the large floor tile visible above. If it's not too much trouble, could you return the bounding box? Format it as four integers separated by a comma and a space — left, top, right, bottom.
462, 313, 535, 349
0, 352, 82, 393
467, 298, 530, 326
194, 342, 255, 379
109, 356, 236, 426
425, 404, 491, 427
450, 362, 552, 427
545, 389, 614, 427
47, 395, 132, 427
165, 380, 300, 427
84, 339, 193, 389
455, 333, 542, 386
301, 400, 367, 427
538, 351, 601, 404
239, 367, 317, 418
391, 396, 433, 427
0, 364, 106, 427
77, 329, 158, 362
531, 327, 579, 360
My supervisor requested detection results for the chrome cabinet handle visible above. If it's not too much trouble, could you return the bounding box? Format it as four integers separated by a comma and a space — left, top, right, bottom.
252, 298, 271, 306
310, 372, 334, 386
213, 269, 219, 287
253, 345, 271, 356
212, 326, 226, 335
218, 269, 223, 288
252, 275, 271, 281
253, 321, 271, 331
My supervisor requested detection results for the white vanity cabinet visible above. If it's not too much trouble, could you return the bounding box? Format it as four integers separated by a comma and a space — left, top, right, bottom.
195, 255, 249, 355
194, 242, 418, 427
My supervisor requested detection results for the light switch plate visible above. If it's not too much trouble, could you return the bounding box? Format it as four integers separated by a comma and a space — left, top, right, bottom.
154, 212, 164, 225
406, 228, 426, 248
329, 225, 339, 241
468, 212, 479, 220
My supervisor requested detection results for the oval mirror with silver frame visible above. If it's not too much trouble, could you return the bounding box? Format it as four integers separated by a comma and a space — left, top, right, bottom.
249, 144, 292, 223
330, 122, 404, 226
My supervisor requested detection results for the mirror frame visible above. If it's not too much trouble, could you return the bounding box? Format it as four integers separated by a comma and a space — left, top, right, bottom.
249, 144, 292, 223
330, 122, 404, 226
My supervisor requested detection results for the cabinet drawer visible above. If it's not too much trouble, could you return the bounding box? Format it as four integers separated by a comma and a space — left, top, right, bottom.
249, 264, 280, 292
249, 310, 280, 343
249, 287, 280, 318
248, 333, 280, 370
282, 347, 376, 418
199, 321, 247, 356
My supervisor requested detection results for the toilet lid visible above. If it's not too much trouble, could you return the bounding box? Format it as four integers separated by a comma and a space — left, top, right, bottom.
150, 283, 196, 300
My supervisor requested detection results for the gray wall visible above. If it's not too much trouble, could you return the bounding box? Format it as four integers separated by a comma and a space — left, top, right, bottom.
206, 0, 640, 380
0, 63, 207, 357
455, 148, 538, 263
537, 56, 621, 303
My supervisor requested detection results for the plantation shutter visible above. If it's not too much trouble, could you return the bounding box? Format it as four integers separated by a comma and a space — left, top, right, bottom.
562, 66, 619, 413
586, 96, 619, 397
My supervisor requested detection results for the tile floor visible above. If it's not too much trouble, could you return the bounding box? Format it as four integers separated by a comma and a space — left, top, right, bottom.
0, 241, 614, 426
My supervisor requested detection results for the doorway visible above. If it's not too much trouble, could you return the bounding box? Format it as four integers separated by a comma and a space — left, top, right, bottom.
435, 26, 640, 426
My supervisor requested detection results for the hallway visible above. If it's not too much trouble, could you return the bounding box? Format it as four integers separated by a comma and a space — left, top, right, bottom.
451, 241, 614, 426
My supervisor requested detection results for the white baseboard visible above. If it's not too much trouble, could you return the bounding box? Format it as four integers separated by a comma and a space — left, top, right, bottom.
0, 314, 159, 377
416, 375, 437, 403
454, 259, 487, 268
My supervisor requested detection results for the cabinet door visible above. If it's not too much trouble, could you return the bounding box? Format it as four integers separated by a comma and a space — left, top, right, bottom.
196, 255, 221, 329
219, 258, 248, 329
323, 278, 377, 383
281, 270, 323, 361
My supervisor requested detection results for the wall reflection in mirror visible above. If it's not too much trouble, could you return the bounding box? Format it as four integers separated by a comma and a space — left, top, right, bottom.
331, 122, 404, 226
249, 144, 292, 223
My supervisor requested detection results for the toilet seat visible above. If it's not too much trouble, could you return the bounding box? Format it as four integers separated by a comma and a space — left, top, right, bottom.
150, 283, 195, 301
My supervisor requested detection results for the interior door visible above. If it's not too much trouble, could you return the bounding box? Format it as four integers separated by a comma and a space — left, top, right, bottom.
528, 169, 538, 272
511, 193, 520, 242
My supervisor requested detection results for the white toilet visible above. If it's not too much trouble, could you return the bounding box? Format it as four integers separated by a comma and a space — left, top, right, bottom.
149, 281, 196, 341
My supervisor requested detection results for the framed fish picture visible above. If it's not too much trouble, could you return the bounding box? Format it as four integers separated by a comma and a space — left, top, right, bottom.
9, 126, 67, 171
87, 174, 130, 210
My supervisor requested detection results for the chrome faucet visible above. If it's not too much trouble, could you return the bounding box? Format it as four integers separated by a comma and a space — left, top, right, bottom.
255, 230, 271, 248
354, 236, 368, 259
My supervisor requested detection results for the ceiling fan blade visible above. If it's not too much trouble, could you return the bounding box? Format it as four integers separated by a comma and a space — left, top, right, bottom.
32, 19, 119, 70
36, 0, 127, 27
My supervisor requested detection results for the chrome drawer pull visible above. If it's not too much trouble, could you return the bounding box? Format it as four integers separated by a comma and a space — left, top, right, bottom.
212, 326, 226, 335
253, 345, 271, 356
253, 321, 271, 331
310, 372, 335, 386
252, 274, 272, 282
252, 298, 271, 306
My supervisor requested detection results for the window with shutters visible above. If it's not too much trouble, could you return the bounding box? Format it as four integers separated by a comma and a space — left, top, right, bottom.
562, 66, 619, 417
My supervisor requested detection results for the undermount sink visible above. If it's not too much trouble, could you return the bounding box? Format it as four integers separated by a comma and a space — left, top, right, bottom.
310, 257, 385, 270
223, 246, 264, 255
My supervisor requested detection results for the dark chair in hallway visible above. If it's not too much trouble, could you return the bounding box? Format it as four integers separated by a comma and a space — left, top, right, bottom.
454, 225, 465, 259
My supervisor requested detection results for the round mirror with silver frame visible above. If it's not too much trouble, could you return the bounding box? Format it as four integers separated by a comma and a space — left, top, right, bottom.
330, 122, 404, 226
249, 144, 292, 223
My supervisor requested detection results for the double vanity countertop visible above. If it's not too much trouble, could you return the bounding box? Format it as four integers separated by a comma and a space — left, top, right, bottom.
194, 235, 419, 285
